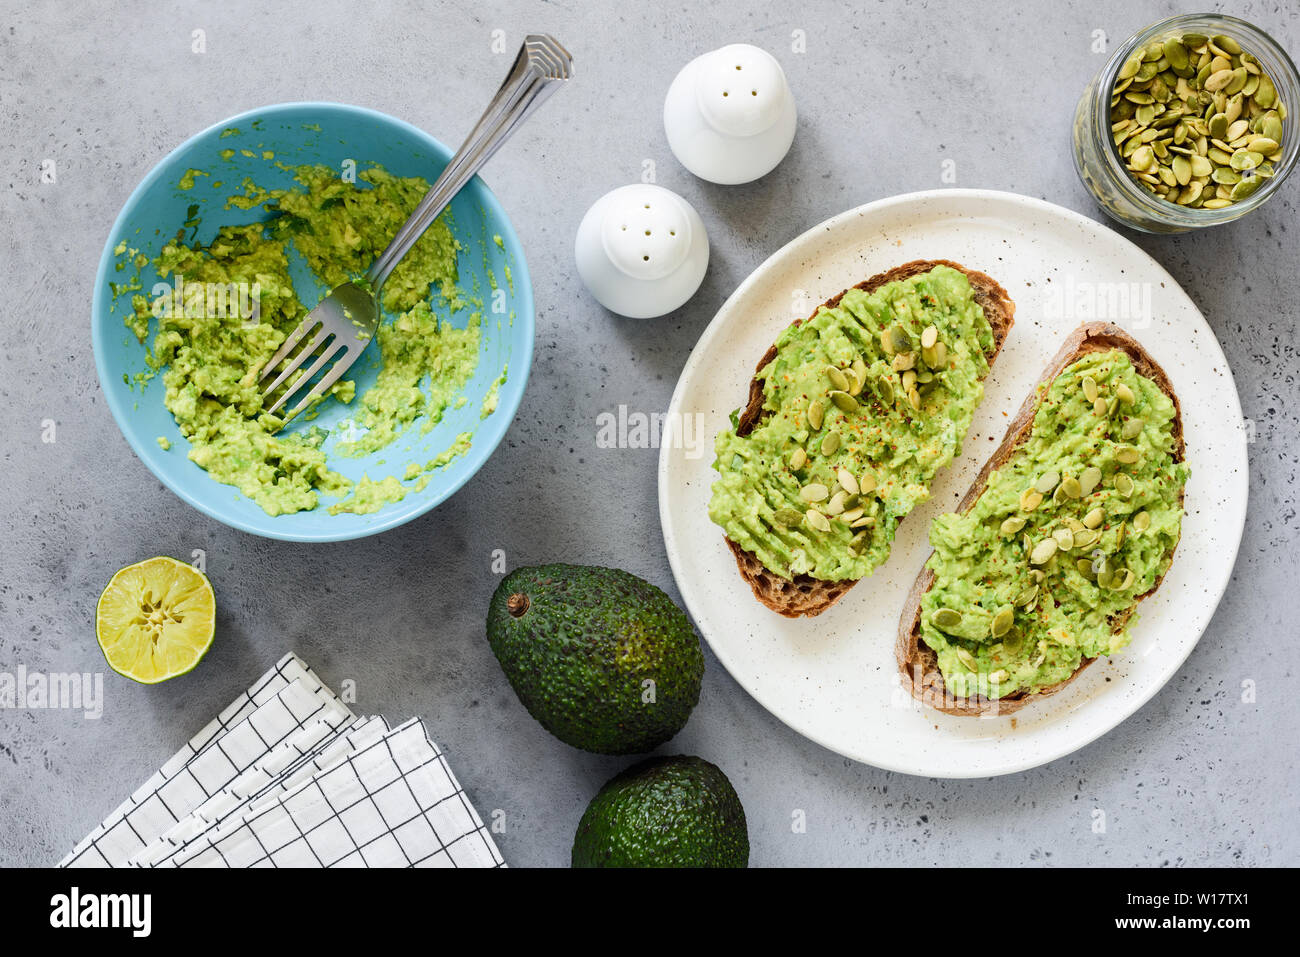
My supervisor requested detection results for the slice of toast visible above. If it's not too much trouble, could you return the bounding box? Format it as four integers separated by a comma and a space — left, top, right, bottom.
896, 322, 1187, 716
724, 259, 1016, 618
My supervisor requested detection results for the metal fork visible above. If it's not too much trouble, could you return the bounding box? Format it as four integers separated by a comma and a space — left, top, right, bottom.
257, 34, 573, 421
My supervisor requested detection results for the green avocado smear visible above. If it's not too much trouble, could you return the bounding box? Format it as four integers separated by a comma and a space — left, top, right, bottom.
709, 265, 994, 581
919, 349, 1189, 701
126, 164, 489, 517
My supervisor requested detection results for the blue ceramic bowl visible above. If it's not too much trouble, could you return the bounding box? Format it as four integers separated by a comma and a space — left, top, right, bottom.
92, 102, 533, 541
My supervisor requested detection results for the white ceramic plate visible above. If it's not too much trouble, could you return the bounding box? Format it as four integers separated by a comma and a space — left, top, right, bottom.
659, 189, 1248, 778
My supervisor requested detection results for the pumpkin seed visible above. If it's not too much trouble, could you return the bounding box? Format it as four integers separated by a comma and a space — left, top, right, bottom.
1230, 148, 1263, 170
825, 490, 847, 516
1110, 568, 1136, 591
1059, 475, 1082, 499
805, 509, 831, 533
808, 399, 824, 431
790, 447, 808, 470
1072, 528, 1101, 550
837, 468, 858, 495
820, 431, 840, 456
920, 325, 938, 349
1109, 31, 1286, 208
800, 482, 829, 503
1000, 515, 1027, 537
1083, 507, 1106, 529
889, 325, 912, 353
851, 357, 868, 395
1133, 510, 1151, 532
1077, 558, 1097, 578
1256, 74, 1278, 108
1030, 538, 1059, 565
1019, 488, 1044, 512
774, 507, 804, 526
1114, 473, 1135, 497
892, 352, 916, 372
851, 515, 874, 529
840, 506, 865, 524
1035, 471, 1061, 494
859, 470, 877, 494
1212, 34, 1242, 55
878, 376, 895, 405
932, 608, 962, 631
1094, 396, 1108, 416
907, 387, 921, 411
1082, 375, 1099, 402
1231, 177, 1260, 201
1162, 37, 1189, 71
1017, 585, 1039, 607
1079, 466, 1103, 496
1118, 54, 1143, 81
830, 390, 858, 413
990, 606, 1015, 639
989, 669, 1010, 684
1121, 418, 1145, 440
1053, 528, 1076, 550
955, 648, 979, 671
827, 366, 851, 392
1115, 446, 1141, 465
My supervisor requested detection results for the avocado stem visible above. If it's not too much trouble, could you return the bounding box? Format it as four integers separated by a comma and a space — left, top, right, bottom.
506, 593, 529, 618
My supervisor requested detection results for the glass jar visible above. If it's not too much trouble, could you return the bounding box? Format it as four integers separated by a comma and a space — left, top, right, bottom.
1073, 13, 1299, 233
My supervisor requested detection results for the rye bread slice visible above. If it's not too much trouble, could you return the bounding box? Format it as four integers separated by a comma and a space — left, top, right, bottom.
724, 259, 1016, 618
896, 322, 1187, 716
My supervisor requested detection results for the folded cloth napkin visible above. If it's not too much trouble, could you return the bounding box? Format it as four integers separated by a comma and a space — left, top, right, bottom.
61, 653, 504, 869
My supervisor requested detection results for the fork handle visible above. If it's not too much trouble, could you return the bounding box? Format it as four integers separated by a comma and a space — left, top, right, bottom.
366, 34, 572, 292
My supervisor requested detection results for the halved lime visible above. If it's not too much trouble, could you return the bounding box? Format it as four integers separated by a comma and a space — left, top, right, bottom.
96, 556, 216, 683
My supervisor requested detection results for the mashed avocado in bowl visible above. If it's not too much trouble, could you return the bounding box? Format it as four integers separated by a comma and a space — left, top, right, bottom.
92, 103, 533, 541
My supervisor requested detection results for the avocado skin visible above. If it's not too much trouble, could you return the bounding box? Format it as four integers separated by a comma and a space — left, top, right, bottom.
571, 756, 749, 868
486, 564, 704, 755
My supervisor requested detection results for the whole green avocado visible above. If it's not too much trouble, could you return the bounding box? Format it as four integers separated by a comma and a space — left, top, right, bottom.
486, 564, 704, 755
571, 756, 749, 868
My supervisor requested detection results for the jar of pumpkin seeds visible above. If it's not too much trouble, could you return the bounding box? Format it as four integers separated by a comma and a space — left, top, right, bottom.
1073, 14, 1298, 233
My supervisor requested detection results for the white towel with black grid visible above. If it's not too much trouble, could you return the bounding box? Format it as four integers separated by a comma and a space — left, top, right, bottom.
60, 653, 504, 868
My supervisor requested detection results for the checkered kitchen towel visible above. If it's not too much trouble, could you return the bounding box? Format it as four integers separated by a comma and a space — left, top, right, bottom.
61, 653, 504, 868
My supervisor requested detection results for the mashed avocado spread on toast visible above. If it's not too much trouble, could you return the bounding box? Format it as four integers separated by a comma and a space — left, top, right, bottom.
919, 349, 1189, 700
709, 265, 994, 581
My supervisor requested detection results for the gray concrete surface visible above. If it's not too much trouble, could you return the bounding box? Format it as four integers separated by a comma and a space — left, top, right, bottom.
1, 0, 1297, 868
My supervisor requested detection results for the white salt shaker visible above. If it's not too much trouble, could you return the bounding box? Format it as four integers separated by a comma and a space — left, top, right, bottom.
574, 184, 709, 318
663, 43, 797, 185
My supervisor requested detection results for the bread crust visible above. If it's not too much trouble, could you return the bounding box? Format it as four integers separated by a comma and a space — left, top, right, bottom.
895, 322, 1187, 716
723, 260, 1016, 618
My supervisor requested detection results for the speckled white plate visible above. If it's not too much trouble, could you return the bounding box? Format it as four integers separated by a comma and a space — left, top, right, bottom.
659, 189, 1248, 778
